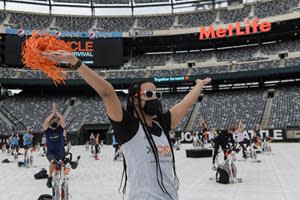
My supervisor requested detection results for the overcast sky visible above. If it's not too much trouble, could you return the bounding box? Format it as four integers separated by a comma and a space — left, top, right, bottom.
0, 0, 257, 16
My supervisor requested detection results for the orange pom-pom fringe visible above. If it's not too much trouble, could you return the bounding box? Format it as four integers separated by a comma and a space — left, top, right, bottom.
22, 31, 72, 85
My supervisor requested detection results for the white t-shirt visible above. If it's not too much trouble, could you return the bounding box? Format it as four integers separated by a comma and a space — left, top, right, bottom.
234, 131, 244, 143
208, 131, 216, 141
111, 110, 178, 200
121, 123, 178, 200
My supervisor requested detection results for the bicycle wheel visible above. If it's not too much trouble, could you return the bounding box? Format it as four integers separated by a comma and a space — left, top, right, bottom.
52, 185, 60, 200
61, 181, 69, 200
52, 176, 60, 200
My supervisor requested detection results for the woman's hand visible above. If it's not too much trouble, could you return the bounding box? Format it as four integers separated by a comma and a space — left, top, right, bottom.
169, 77, 211, 129
40, 50, 78, 65
196, 77, 211, 86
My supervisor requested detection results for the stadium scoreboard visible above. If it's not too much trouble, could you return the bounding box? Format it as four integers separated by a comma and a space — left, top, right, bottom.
5, 35, 123, 69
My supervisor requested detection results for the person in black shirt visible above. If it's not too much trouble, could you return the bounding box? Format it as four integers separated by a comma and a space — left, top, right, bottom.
252, 124, 262, 145
212, 127, 235, 169
89, 133, 96, 156
200, 117, 208, 147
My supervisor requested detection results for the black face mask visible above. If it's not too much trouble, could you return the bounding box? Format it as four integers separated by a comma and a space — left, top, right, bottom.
51, 122, 58, 129
142, 99, 162, 116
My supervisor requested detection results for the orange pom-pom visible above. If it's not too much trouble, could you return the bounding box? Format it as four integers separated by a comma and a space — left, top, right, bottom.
22, 30, 72, 85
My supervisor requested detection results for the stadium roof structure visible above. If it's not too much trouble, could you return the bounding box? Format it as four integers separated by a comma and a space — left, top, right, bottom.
1, 0, 219, 5
0, 0, 226, 15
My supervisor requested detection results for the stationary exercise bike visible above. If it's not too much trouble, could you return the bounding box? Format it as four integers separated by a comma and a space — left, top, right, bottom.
52, 153, 80, 200
262, 137, 272, 154
210, 146, 242, 184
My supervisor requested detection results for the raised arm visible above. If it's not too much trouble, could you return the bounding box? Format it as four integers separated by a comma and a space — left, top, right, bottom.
238, 120, 245, 131
169, 78, 211, 129
200, 116, 207, 128
52, 102, 57, 113
41, 51, 123, 122
55, 111, 65, 128
42, 112, 56, 131
238, 120, 242, 128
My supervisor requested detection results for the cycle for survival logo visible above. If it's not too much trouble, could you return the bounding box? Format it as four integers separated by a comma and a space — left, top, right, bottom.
68, 40, 94, 65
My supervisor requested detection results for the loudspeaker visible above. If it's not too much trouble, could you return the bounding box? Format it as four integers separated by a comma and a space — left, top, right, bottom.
186, 148, 213, 158
187, 62, 195, 68
279, 53, 288, 59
